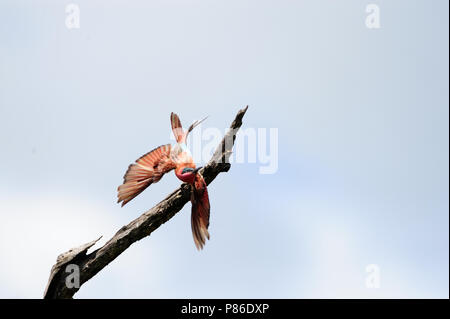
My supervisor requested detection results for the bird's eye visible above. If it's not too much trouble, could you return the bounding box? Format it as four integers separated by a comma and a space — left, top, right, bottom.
182, 167, 194, 174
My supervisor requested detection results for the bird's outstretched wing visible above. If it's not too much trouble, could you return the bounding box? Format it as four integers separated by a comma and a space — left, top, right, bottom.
170, 112, 185, 143
191, 174, 210, 250
117, 144, 176, 206
171, 112, 207, 144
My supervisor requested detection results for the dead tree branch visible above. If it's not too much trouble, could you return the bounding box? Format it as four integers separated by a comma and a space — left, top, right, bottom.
43, 106, 249, 299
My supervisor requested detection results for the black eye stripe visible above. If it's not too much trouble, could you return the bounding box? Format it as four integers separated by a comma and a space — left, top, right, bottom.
182, 168, 194, 174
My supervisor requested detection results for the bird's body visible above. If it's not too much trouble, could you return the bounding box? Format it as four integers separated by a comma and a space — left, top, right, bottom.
117, 113, 210, 249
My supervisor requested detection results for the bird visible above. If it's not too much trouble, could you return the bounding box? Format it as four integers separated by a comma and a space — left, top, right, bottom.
117, 112, 210, 250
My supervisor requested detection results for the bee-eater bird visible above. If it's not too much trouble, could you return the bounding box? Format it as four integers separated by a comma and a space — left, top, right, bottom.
117, 113, 210, 250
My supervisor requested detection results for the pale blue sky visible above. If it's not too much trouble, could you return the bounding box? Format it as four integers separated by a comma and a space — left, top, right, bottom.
0, 0, 448, 298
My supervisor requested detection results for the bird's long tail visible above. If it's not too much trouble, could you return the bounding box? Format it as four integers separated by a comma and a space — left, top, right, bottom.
191, 173, 210, 250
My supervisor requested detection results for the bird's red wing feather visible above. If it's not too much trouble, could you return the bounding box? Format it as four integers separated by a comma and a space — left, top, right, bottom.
117, 144, 176, 206
171, 112, 207, 144
170, 112, 185, 143
191, 174, 210, 250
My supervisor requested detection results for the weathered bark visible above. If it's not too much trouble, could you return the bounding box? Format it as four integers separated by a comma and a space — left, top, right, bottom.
43, 106, 249, 299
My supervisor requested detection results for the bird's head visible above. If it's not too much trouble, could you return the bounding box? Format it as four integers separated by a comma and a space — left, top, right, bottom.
176, 166, 202, 184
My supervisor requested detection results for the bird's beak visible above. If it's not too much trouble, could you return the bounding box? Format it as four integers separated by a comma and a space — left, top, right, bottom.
193, 166, 203, 174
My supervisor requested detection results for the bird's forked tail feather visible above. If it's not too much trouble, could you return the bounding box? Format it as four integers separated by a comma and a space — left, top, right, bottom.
191, 174, 210, 250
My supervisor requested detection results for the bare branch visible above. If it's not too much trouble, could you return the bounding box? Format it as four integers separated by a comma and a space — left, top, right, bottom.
43, 106, 249, 299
